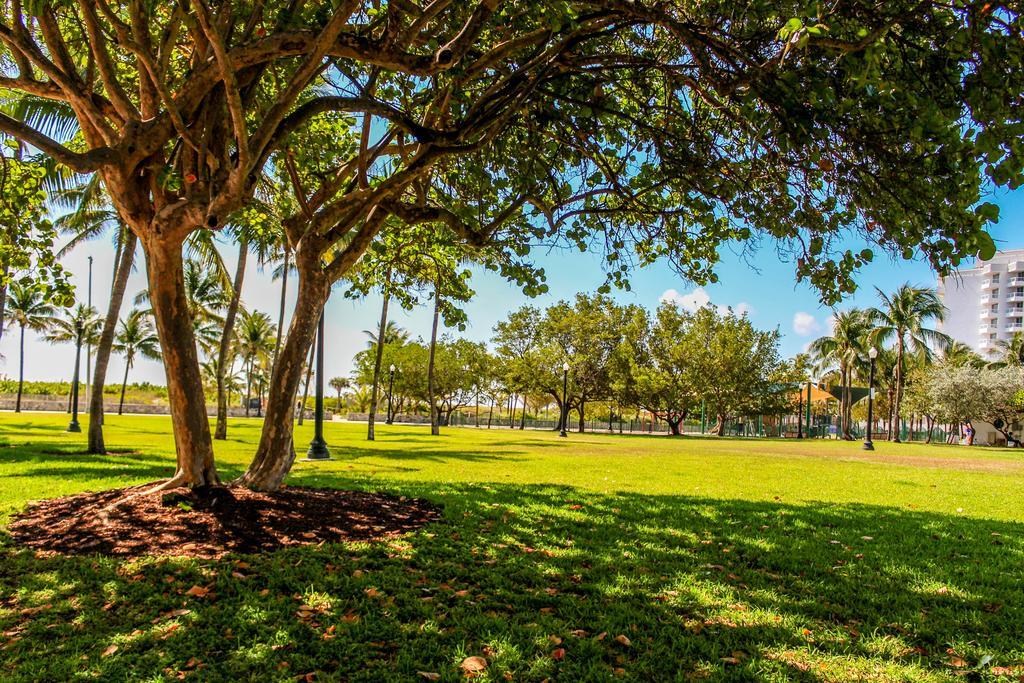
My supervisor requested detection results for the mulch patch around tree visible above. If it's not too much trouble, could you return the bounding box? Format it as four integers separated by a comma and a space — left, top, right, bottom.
8, 484, 442, 560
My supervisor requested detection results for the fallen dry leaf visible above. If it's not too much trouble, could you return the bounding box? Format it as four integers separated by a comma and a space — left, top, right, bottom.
101, 644, 118, 657
185, 585, 210, 598
417, 673, 440, 681
551, 648, 566, 661
460, 656, 488, 673
614, 634, 631, 647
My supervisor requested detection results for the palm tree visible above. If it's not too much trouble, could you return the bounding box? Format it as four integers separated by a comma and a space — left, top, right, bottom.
112, 310, 160, 415
363, 320, 409, 348
809, 309, 872, 440
349, 384, 373, 413
3, 284, 58, 412
43, 303, 102, 411
134, 258, 229, 358
235, 310, 277, 417
991, 332, 1024, 368
868, 285, 951, 442
329, 376, 350, 412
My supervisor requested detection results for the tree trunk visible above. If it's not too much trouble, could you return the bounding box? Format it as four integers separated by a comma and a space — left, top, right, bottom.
0, 261, 7, 345
118, 359, 130, 415
427, 278, 441, 437
519, 396, 527, 430
577, 398, 585, 433
667, 416, 683, 435
142, 235, 218, 487
215, 237, 248, 439
236, 256, 328, 491
367, 273, 392, 441
245, 356, 254, 417
15, 325, 25, 412
893, 335, 905, 442
88, 228, 137, 454
487, 398, 494, 428
715, 413, 726, 436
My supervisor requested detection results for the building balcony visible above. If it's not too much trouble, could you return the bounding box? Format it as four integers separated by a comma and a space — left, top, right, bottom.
1007, 324, 1024, 333
980, 339, 993, 350
1008, 292, 1024, 303
981, 309, 998, 319
980, 294, 993, 304
1010, 277, 1024, 287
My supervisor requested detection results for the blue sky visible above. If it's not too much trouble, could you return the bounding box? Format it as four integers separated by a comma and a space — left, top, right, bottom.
3, 184, 1023, 386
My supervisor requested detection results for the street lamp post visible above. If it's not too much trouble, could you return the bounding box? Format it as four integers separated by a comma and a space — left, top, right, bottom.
85, 255, 92, 407
863, 347, 878, 451
306, 313, 331, 460
559, 362, 569, 437
68, 320, 83, 433
385, 364, 396, 424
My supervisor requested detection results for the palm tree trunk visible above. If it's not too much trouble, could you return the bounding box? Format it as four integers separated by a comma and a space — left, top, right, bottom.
297, 341, 315, 426
273, 245, 289, 367
893, 336, 905, 442
215, 237, 248, 439
15, 325, 25, 413
0, 262, 8, 345
118, 359, 131, 415
367, 271, 392, 441
88, 228, 137, 454
245, 356, 253, 418
427, 277, 442, 437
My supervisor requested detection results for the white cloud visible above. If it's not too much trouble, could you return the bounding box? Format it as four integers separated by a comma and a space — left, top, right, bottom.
660, 288, 753, 317
660, 287, 711, 312
792, 311, 821, 336
734, 302, 754, 317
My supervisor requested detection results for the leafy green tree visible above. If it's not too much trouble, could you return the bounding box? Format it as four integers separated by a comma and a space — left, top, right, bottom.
4, 2, 1019, 490
0, 151, 72, 347
543, 294, 633, 432
687, 305, 785, 436
809, 309, 873, 439
3, 282, 58, 411
235, 311, 277, 417
868, 285, 951, 441
610, 304, 699, 436
329, 377, 350, 413
43, 302, 101, 405
990, 333, 1024, 368
112, 310, 160, 415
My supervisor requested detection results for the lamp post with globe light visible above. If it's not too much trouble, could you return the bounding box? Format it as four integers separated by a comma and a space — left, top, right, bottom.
559, 362, 570, 438
385, 364, 396, 424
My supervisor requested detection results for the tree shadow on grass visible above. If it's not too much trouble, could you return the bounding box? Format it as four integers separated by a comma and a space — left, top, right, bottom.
1, 480, 1022, 682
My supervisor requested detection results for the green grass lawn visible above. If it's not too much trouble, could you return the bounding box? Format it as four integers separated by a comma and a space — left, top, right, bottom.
1, 413, 1023, 681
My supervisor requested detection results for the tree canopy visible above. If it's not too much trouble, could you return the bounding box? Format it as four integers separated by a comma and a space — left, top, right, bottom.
2, 0, 1022, 488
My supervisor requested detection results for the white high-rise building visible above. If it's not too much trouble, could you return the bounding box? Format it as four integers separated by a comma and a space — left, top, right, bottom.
937, 249, 1024, 357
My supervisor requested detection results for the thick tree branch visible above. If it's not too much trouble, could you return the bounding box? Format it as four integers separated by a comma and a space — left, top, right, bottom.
0, 114, 116, 172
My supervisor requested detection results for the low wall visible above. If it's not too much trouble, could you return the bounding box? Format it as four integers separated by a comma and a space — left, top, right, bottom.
345, 412, 431, 424
0, 396, 332, 419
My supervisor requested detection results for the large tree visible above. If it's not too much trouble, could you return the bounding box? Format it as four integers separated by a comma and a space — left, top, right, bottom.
688, 304, 786, 435
868, 284, 950, 442
112, 308, 159, 414
3, 282, 57, 411
611, 303, 700, 436
2, 1, 1020, 490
